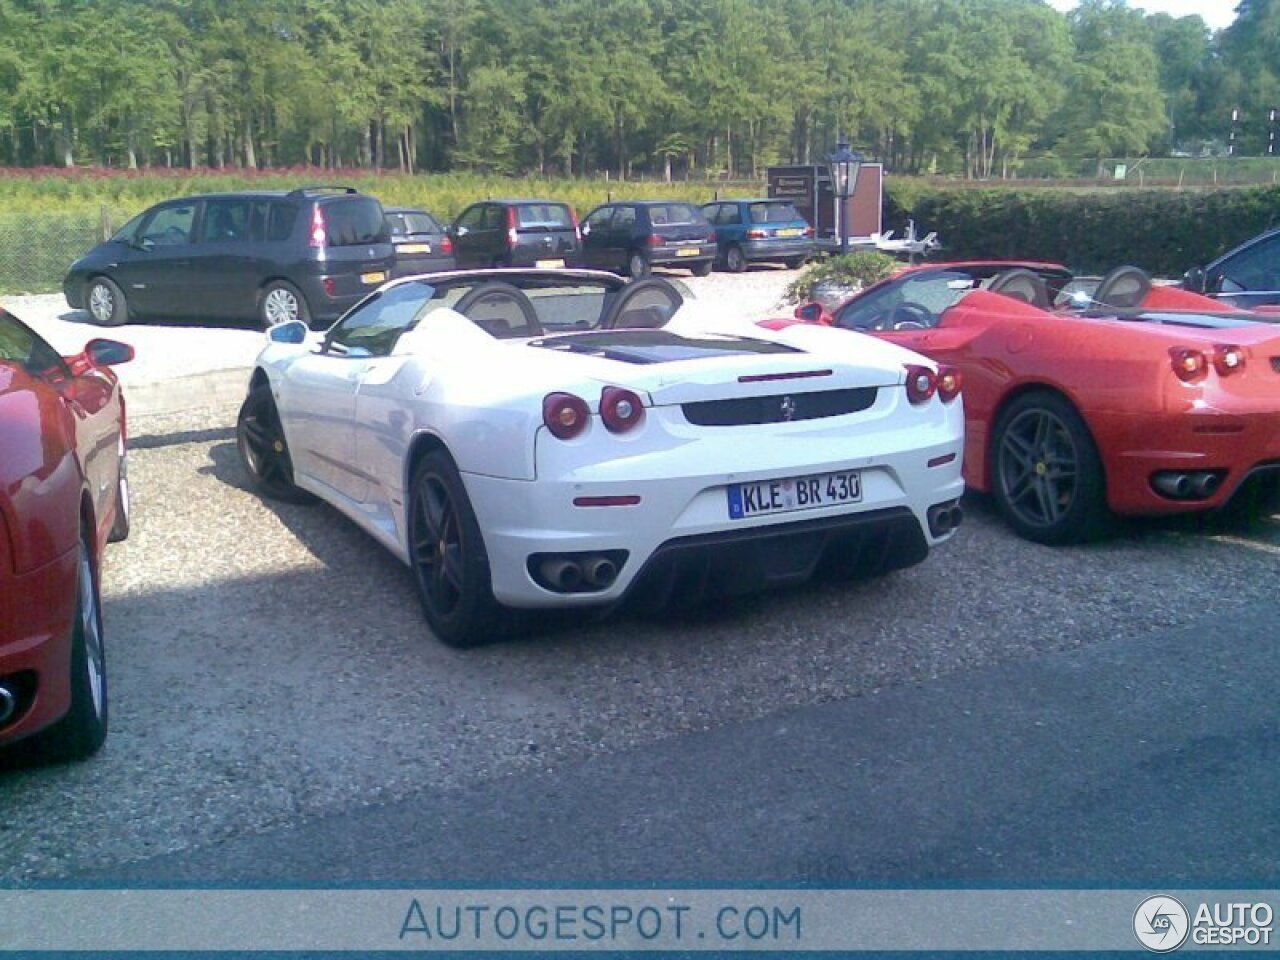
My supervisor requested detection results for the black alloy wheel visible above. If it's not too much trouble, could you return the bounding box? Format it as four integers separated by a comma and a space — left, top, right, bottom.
409, 450, 509, 647
992, 391, 1109, 544
236, 384, 315, 504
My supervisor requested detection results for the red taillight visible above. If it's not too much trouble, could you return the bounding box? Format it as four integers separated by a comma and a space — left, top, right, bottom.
905, 365, 937, 404
1212, 344, 1246, 376
309, 206, 326, 248
507, 206, 519, 247
936, 365, 962, 403
647, 234, 661, 247
803, 226, 815, 238
440, 235, 454, 255
1170, 347, 1208, 382
321, 276, 336, 296
600, 386, 645, 433
745, 228, 768, 239
706, 233, 717, 243
543, 393, 590, 439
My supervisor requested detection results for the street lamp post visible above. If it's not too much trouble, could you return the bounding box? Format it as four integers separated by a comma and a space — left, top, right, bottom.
827, 140, 863, 255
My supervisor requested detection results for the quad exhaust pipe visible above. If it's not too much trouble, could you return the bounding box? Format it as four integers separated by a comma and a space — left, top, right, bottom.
535, 553, 623, 593
927, 501, 965, 538
1152, 470, 1223, 501
0, 684, 16, 727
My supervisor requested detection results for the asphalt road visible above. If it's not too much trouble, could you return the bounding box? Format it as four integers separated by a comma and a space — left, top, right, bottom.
1, 402, 1278, 888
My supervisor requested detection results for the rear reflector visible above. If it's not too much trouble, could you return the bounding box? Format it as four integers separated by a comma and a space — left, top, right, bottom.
573, 495, 642, 507
928, 452, 957, 468
738, 369, 832, 383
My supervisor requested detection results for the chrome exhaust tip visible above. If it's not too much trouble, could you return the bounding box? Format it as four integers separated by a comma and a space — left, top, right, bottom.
581, 556, 619, 589
1152, 472, 1192, 499
1191, 471, 1222, 498
538, 557, 583, 592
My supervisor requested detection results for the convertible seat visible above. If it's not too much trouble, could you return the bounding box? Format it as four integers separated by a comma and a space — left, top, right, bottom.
1093, 265, 1152, 309
987, 268, 1051, 310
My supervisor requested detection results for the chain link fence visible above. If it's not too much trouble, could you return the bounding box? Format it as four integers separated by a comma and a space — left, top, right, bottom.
0, 208, 127, 295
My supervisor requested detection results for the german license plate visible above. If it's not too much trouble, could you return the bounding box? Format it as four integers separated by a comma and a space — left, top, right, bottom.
399, 243, 430, 254
676, 247, 701, 257
776, 228, 803, 237
727, 470, 862, 520
360, 271, 387, 284
535, 258, 565, 269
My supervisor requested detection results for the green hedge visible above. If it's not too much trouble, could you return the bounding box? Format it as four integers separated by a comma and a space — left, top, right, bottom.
885, 183, 1280, 276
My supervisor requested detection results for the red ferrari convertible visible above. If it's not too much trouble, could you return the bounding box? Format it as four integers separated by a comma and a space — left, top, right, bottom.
0, 307, 132, 762
765, 262, 1280, 544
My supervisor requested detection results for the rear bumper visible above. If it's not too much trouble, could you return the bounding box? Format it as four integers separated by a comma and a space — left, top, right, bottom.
649, 243, 717, 267
1093, 406, 1280, 514
0, 548, 77, 747
743, 238, 816, 261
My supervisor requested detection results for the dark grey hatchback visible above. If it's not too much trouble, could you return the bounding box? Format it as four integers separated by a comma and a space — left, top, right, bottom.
64, 187, 395, 328
449, 199, 581, 269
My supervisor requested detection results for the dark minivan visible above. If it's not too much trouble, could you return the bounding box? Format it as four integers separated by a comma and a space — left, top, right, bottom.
64, 186, 394, 328
579, 200, 716, 278
449, 199, 580, 269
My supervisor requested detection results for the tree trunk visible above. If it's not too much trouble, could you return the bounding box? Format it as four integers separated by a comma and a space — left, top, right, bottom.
244, 114, 257, 169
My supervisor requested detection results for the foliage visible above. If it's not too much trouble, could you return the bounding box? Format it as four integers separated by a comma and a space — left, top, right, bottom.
783, 251, 899, 304
0, 0, 1264, 180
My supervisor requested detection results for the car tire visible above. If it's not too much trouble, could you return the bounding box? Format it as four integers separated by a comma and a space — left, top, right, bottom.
107, 436, 130, 543
690, 260, 713, 277
35, 533, 109, 762
725, 245, 747, 273
991, 391, 1110, 544
627, 250, 650, 279
236, 382, 317, 504
409, 450, 512, 648
258, 281, 311, 330
87, 277, 128, 327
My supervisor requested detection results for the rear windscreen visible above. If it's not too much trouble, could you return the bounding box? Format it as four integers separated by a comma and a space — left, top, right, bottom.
517, 204, 573, 230
323, 198, 389, 246
749, 202, 803, 224
649, 204, 703, 226
387, 211, 442, 237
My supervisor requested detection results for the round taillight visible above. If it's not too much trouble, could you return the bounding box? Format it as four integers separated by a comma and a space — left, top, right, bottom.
542, 392, 590, 439
600, 386, 645, 433
905, 365, 937, 404
1213, 344, 1246, 376
1169, 347, 1208, 382
936, 366, 962, 402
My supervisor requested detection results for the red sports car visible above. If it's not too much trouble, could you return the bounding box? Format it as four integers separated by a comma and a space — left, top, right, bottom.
0, 307, 132, 761
765, 261, 1280, 543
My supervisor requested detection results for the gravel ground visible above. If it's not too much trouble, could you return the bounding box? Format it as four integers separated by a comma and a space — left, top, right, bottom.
0, 399, 1276, 881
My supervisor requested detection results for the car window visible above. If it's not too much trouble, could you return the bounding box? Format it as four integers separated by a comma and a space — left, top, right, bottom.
326, 282, 433, 357
110, 211, 147, 243
0, 310, 69, 379
836, 271, 973, 331
139, 203, 196, 246
457, 205, 485, 231
584, 207, 614, 230
516, 204, 573, 229
484, 206, 507, 230
721, 205, 743, 225
613, 206, 636, 228
266, 202, 298, 242
1214, 234, 1280, 292
321, 197, 388, 246
199, 199, 253, 243
649, 203, 700, 226
749, 202, 802, 224
387, 210, 443, 237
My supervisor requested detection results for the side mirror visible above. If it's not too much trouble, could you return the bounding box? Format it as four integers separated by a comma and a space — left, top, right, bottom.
268, 320, 308, 344
454, 225, 469, 238
581, 222, 591, 236
1183, 266, 1207, 293
794, 301, 833, 325
84, 338, 135, 367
